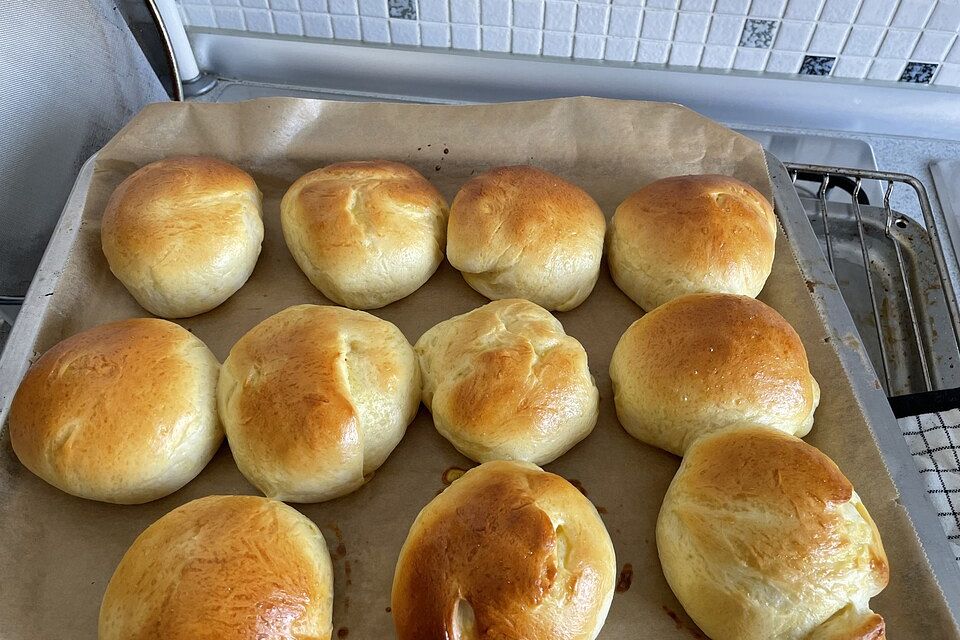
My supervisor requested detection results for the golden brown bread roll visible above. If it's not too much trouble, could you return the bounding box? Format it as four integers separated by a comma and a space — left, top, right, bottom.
99, 495, 333, 640
9, 318, 222, 504
447, 165, 606, 311
609, 174, 776, 311
280, 160, 448, 309
657, 426, 888, 640
415, 299, 599, 465
218, 304, 420, 502
609, 292, 819, 455
101, 156, 263, 318
392, 460, 616, 640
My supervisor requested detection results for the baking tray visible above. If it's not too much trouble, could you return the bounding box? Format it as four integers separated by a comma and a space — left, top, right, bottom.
1, 97, 959, 638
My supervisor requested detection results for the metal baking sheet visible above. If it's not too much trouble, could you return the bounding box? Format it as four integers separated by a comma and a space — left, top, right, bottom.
1, 97, 958, 638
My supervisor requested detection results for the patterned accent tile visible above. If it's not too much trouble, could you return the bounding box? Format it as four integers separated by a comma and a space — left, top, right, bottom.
766, 49, 805, 71
774, 21, 815, 50
451, 23, 480, 47
807, 22, 849, 53
843, 24, 885, 55
481, 25, 511, 50
899, 60, 938, 82
421, 22, 451, 46
512, 27, 543, 53
669, 41, 704, 64
798, 53, 836, 73
708, 14, 745, 44
513, 0, 544, 29
733, 46, 770, 69
388, 0, 417, 19
740, 18, 779, 47
542, 30, 574, 55
574, 34, 606, 58
832, 53, 873, 76
675, 12, 711, 42
576, 4, 610, 34
701, 44, 736, 67
609, 6, 642, 37
604, 35, 638, 60
855, 0, 898, 25
636, 39, 671, 63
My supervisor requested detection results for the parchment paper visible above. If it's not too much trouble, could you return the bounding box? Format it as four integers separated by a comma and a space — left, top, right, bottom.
1, 97, 956, 638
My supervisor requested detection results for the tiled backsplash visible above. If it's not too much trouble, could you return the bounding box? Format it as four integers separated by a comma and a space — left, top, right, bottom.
178, 0, 960, 88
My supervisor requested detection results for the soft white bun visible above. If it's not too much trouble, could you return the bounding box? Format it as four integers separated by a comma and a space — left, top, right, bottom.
101, 156, 263, 318
9, 318, 222, 504
447, 165, 606, 311
280, 160, 448, 309
657, 426, 889, 640
218, 304, 420, 502
99, 495, 333, 640
415, 299, 599, 465
609, 174, 776, 311
392, 460, 616, 640
609, 292, 819, 455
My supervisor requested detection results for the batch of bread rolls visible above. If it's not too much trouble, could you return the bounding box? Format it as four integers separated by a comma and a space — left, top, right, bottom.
8, 156, 889, 640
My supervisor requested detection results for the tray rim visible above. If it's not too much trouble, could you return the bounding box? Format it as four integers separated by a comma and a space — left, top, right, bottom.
0, 149, 958, 632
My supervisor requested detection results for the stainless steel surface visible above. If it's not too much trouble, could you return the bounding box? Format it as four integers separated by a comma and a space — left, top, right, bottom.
2, 150, 958, 632
787, 163, 960, 398
189, 30, 960, 141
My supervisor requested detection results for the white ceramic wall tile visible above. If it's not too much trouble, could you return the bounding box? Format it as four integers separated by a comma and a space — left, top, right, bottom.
513, 0, 544, 28
808, 21, 850, 52
362, 15, 391, 40
331, 14, 361, 37
359, 0, 388, 16
891, 0, 935, 27
701, 43, 736, 65
512, 27, 542, 52
574, 33, 606, 57
675, 12, 712, 41
733, 46, 770, 68
714, 0, 750, 13
819, 0, 860, 22
544, 1, 576, 30
481, 24, 511, 48
450, 0, 479, 23
451, 22, 481, 46
669, 41, 704, 64
303, 12, 333, 35
775, 20, 816, 49
912, 30, 955, 60
878, 28, 921, 56
213, 6, 246, 28
604, 35, 638, 59
856, 0, 898, 25
784, 0, 824, 20
576, 4, 610, 33
833, 53, 873, 75
178, 0, 960, 90
934, 61, 960, 86
609, 6, 642, 36
542, 30, 574, 55
637, 39, 671, 62
928, 1, 960, 31
641, 9, 677, 38
843, 24, 885, 54
418, 0, 448, 20
767, 49, 804, 70
867, 56, 905, 78
482, 0, 512, 26
749, 0, 788, 18
243, 7, 274, 30
707, 14, 745, 42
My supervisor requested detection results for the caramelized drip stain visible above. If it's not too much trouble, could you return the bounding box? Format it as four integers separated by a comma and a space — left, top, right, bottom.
568, 479, 588, 496
442, 467, 467, 485
596, 506, 608, 514
385, 606, 392, 613
615, 563, 633, 593
344, 560, 353, 587
662, 606, 707, 639
337, 627, 349, 638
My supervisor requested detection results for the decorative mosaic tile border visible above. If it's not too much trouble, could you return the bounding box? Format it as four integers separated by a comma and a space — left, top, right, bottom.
178, 0, 960, 88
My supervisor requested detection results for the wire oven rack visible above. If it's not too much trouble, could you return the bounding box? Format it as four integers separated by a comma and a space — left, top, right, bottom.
785, 162, 960, 417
